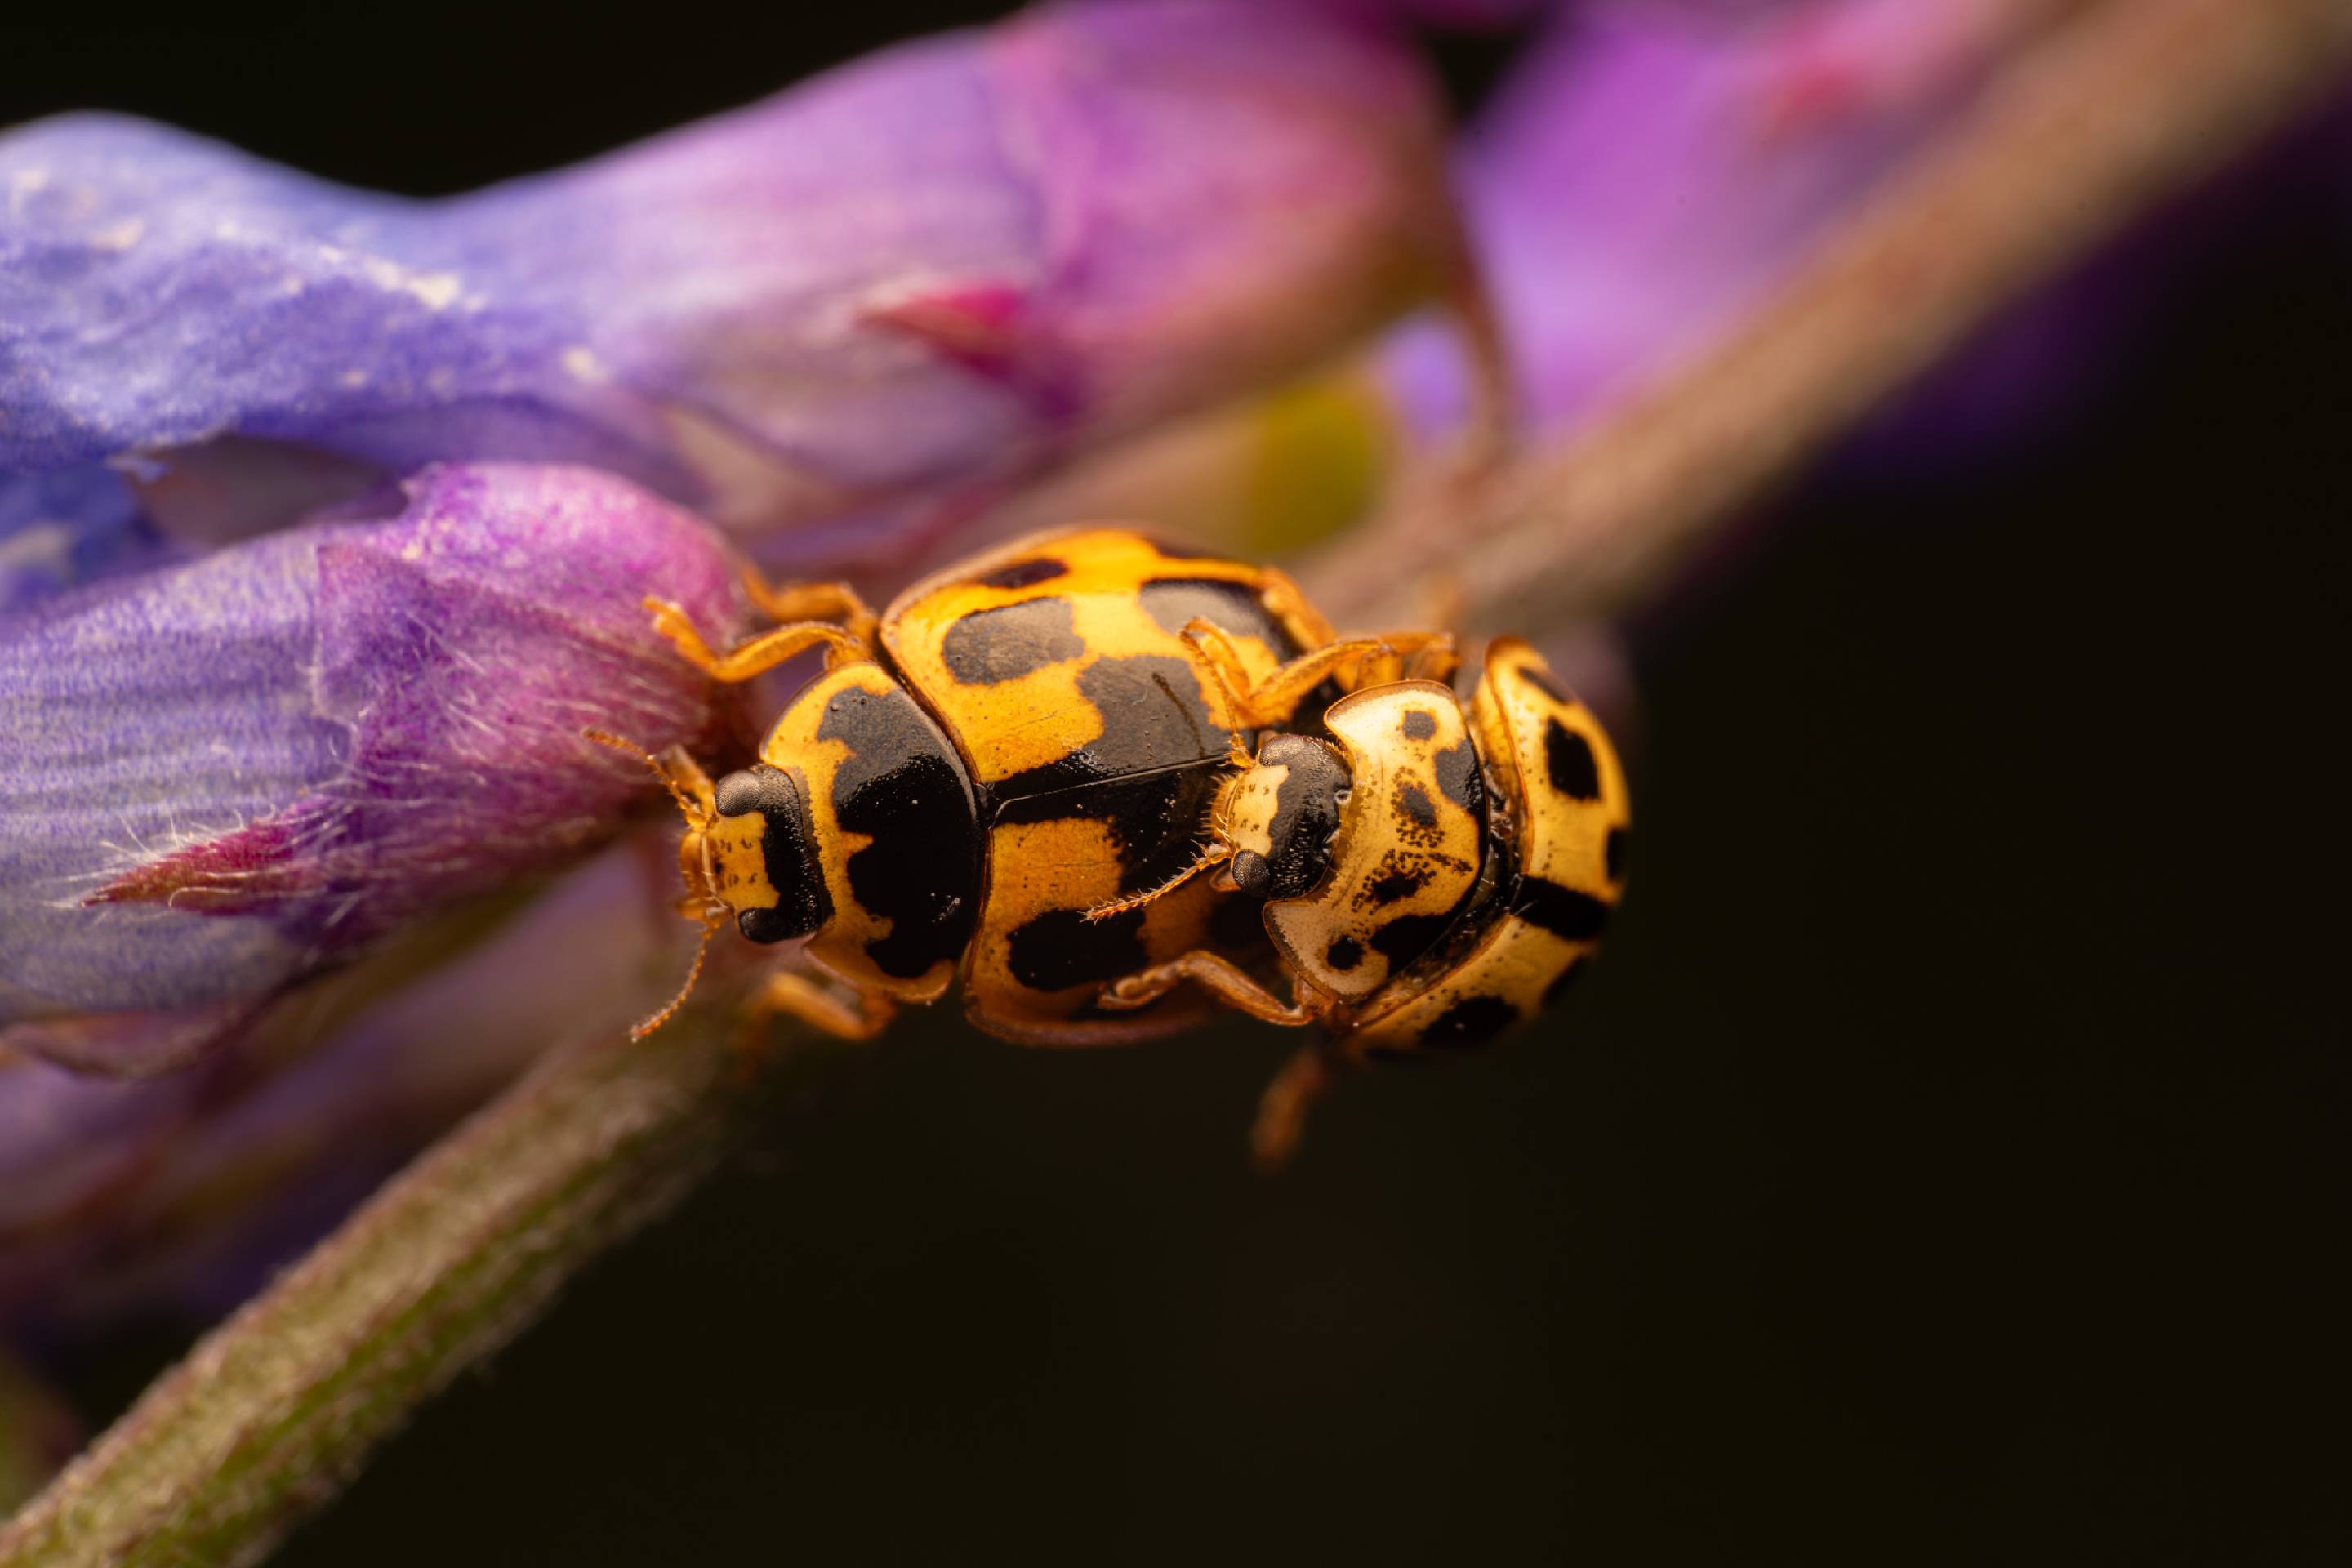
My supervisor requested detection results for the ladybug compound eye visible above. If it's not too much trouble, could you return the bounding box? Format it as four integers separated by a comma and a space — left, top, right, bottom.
1224, 733, 1352, 903
710, 764, 834, 943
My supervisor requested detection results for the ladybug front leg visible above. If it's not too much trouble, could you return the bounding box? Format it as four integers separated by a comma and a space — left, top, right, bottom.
1180, 620, 1396, 729
1098, 950, 1325, 1027
644, 599, 871, 681
739, 969, 898, 1043
736, 570, 880, 650
1182, 621, 1459, 728
1250, 1044, 1338, 1173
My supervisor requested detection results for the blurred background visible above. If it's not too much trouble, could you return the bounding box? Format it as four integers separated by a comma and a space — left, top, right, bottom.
11, 2, 2348, 1562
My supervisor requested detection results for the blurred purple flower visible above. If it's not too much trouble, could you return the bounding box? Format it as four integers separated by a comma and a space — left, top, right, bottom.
1039, 0, 2118, 561
0, 837, 697, 1339
0, 462, 746, 1075
1388, 0, 2053, 437
0, 0, 1462, 606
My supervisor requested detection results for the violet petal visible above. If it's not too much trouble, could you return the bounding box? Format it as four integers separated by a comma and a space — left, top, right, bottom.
1385, 1, 2016, 434
2, 2, 1459, 588
0, 462, 744, 1054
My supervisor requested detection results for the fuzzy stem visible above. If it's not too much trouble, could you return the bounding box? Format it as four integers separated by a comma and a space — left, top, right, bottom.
7, 2, 2348, 1562
1305, 0, 2352, 627
0, 993, 787, 1568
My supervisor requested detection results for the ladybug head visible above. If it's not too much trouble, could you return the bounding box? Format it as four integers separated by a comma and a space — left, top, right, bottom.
1216, 733, 1352, 902
1218, 681, 1491, 1010
703, 765, 831, 945
585, 731, 830, 1038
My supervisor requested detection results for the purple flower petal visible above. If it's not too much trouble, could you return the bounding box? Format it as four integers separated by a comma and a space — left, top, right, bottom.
0, 468, 160, 612
0, 463, 745, 1061
1386, 0, 2036, 435
1, 2, 1460, 591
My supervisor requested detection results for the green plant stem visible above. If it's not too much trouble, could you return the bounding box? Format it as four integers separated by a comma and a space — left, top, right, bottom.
7, 3, 2349, 1562
0, 991, 789, 1568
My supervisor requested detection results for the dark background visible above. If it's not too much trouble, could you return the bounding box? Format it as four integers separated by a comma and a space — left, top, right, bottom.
13, 5, 2348, 1564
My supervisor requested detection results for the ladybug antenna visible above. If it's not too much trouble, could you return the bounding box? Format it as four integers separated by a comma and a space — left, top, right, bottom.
1082, 840, 1233, 923
583, 728, 715, 826
630, 909, 724, 1040
585, 728, 729, 1036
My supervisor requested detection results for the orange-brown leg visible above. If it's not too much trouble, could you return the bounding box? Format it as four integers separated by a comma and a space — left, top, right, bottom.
1100, 950, 1325, 1025
1251, 1044, 1336, 1173
1184, 620, 1460, 726
1356, 629, 1459, 688
1181, 619, 1399, 728
738, 969, 898, 1044
737, 571, 880, 648
645, 598, 871, 681
1406, 630, 1460, 686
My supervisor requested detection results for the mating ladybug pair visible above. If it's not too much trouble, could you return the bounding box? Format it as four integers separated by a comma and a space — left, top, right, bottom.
599, 528, 1628, 1164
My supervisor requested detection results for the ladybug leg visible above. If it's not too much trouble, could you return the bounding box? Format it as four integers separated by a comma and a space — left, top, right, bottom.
644, 598, 871, 680
1396, 630, 1460, 687
1180, 619, 1396, 729
736, 571, 880, 650
1099, 950, 1324, 1026
738, 969, 897, 1044
1345, 629, 1459, 688
1250, 1044, 1337, 1173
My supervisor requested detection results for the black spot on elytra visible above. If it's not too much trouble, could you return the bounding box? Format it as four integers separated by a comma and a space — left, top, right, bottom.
1396, 781, 1438, 831
1544, 718, 1602, 802
1515, 877, 1610, 942
1515, 660, 1570, 705
985, 654, 1226, 802
939, 596, 1085, 685
1432, 737, 1482, 815
1542, 956, 1589, 1010
711, 764, 831, 943
1367, 864, 1430, 906
973, 556, 1068, 590
1605, 826, 1630, 883
1325, 934, 1365, 972
1008, 906, 1147, 993
1419, 994, 1519, 1051
815, 683, 982, 977
1369, 911, 1454, 969
1401, 708, 1437, 742
1137, 577, 1289, 647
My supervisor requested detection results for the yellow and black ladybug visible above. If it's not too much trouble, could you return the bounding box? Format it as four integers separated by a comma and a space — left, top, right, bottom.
610, 527, 1625, 1163
1095, 635, 1630, 1163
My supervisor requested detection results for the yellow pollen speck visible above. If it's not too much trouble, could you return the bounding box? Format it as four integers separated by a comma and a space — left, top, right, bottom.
357, 255, 463, 310
562, 346, 612, 384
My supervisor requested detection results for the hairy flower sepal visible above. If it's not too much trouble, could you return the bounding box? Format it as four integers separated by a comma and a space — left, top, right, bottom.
0, 463, 748, 1074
